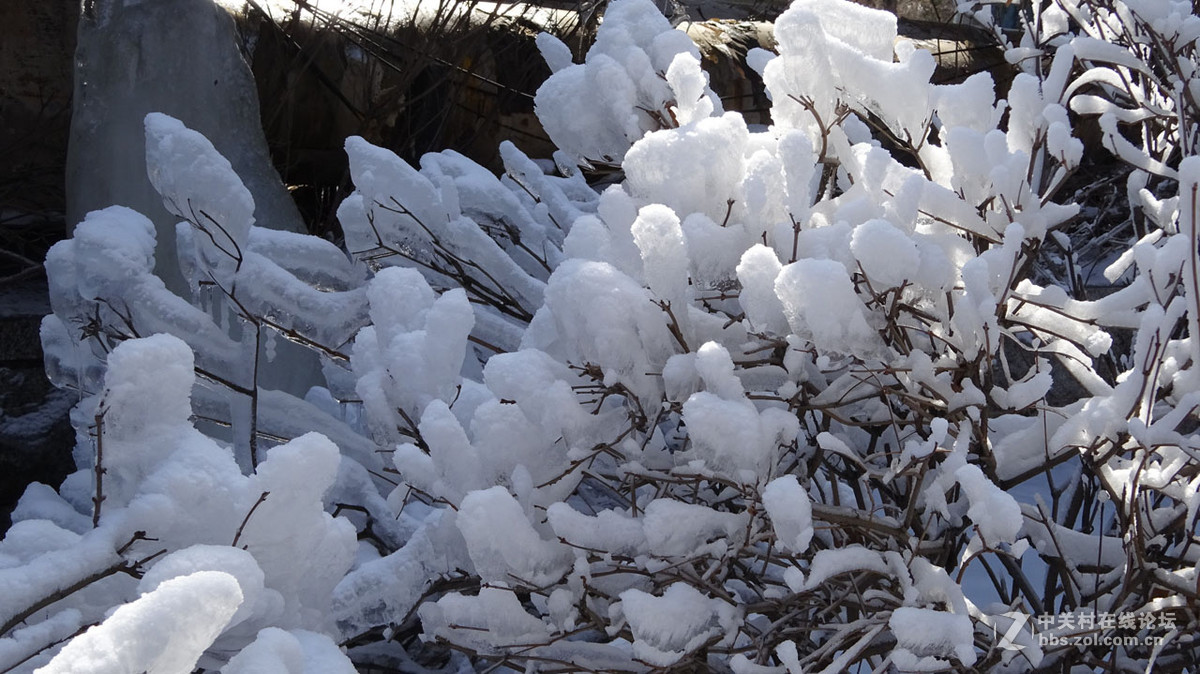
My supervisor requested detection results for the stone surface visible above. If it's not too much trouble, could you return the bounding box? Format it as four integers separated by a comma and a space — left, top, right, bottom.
0, 278, 75, 535
0, 364, 76, 534
0, 0, 76, 110
67, 0, 306, 294
0, 0, 77, 256
0, 279, 51, 363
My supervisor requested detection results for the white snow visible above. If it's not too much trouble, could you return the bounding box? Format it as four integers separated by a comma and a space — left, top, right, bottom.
682, 392, 773, 476
737, 245, 789, 335
761, 475, 813, 554
535, 33, 574, 74
851, 219, 920, 289
888, 606, 977, 666
620, 583, 723, 666
529, 258, 675, 404
456, 487, 572, 586
665, 52, 718, 126
534, 0, 706, 164
220, 627, 356, 674
804, 546, 890, 590
137, 546, 276, 632
547, 504, 648, 556
145, 113, 255, 286
954, 464, 1023, 545
220, 627, 304, 674
624, 113, 749, 225
418, 587, 552, 655
0, 609, 82, 672
36, 571, 243, 674
353, 267, 474, 440
641, 499, 749, 558
632, 204, 693, 310
775, 258, 878, 356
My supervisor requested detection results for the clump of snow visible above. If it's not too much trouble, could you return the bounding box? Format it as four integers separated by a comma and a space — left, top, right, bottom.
933, 73, 1002, 133
955, 464, 1023, 544
851, 219, 920, 288
535, 33, 574, 74
889, 607, 977, 666
681, 212, 747, 287
342, 136, 446, 249
220, 627, 305, 674
352, 267, 474, 443
221, 627, 357, 674
138, 545, 278, 634
0, 608, 82, 672
90, 333, 200, 511
9, 483, 91, 536
547, 504, 648, 556
0, 519, 82, 566
534, 0, 711, 165
418, 587, 553, 656
392, 401, 482, 505
145, 113, 255, 285
528, 258, 675, 404
38, 571, 243, 674
631, 204, 692, 310
681, 367, 799, 479
666, 53, 718, 126
737, 245, 789, 335
482, 349, 591, 443
761, 475, 813, 554
0, 527, 121, 640
641, 499, 748, 557
238, 434, 358, 625
804, 546, 890, 589
620, 583, 726, 666
456, 487, 572, 586
775, 259, 878, 356
624, 113, 749, 225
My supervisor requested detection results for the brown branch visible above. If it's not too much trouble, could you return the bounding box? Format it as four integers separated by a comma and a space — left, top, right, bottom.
91, 402, 109, 528
232, 491, 271, 548
1, 535, 166, 636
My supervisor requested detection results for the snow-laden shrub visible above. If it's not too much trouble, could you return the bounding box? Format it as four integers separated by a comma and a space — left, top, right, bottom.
7, 0, 1200, 671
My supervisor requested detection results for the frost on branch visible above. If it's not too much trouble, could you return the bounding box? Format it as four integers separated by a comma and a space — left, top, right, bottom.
352, 267, 474, 446
4, 335, 355, 671
534, 0, 718, 166
15, 0, 1200, 670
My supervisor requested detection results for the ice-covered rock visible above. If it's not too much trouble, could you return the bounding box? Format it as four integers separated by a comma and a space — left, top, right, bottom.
67, 0, 304, 294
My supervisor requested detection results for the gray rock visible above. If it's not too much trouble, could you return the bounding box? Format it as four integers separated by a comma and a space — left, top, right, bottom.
65, 0, 322, 399
0, 365, 76, 535
0, 277, 73, 534
67, 0, 305, 294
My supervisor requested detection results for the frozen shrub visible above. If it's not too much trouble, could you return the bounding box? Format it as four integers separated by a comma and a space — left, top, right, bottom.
7, 0, 1200, 671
